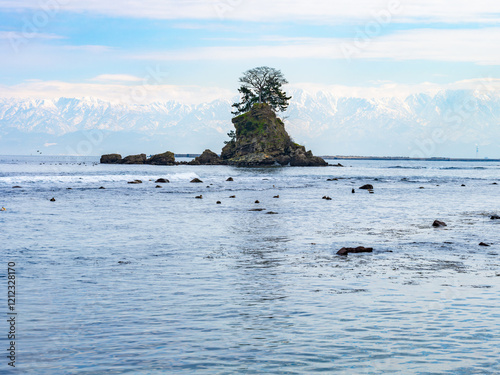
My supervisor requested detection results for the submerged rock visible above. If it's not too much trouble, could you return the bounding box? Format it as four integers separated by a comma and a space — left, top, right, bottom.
121, 154, 147, 164
337, 246, 373, 256
491, 215, 500, 220
359, 184, 374, 190
100, 154, 122, 164
479, 242, 490, 247
189, 149, 223, 165
155, 178, 169, 183
432, 220, 447, 227
226, 177, 234, 181
221, 103, 327, 167
147, 151, 175, 165
190, 178, 203, 183
128, 180, 142, 184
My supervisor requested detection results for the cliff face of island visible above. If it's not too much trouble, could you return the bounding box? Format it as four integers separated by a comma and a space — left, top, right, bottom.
221, 103, 327, 166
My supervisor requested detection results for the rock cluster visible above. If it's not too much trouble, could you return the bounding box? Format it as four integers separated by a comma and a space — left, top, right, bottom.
100, 104, 328, 167
100, 151, 175, 165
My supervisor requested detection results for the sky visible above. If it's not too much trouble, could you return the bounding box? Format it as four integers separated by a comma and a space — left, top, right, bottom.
1, 0, 500, 105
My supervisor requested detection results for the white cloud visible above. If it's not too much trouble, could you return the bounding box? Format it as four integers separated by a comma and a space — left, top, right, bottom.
290, 78, 500, 100
0, 31, 64, 40
2, 78, 499, 105
89, 74, 143, 82
1, 0, 500, 24
0, 80, 234, 105
129, 28, 500, 65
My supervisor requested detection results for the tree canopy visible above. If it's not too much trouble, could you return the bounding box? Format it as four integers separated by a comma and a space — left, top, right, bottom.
232, 66, 291, 115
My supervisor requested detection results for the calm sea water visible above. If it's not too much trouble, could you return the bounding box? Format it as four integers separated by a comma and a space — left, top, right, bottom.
1, 155, 499, 374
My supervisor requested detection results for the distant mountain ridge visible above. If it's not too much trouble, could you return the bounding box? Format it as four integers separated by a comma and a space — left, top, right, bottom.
1, 89, 499, 157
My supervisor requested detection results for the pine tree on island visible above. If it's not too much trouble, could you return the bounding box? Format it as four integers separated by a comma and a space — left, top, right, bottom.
221, 66, 328, 167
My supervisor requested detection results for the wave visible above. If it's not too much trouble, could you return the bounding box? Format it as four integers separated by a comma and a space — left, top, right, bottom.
387, 166, 426, 169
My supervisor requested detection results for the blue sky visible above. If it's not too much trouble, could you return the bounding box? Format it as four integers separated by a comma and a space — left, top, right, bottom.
1, 0, 500, 104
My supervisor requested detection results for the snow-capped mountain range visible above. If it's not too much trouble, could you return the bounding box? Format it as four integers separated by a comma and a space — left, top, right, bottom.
1, 89, 499, 157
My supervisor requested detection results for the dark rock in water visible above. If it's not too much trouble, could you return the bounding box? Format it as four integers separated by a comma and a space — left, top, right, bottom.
216, 201, 221, 204
229, 195, 236, 198
332, 163, 344, 167
195, 195, 203, 199
99, 186, 105, 189
322, 196, 332, 200
479, 242, 490, 247
12, 186, 22, 188
190, 178, 203, 183
290, 151, 328, 167
67, 188, 72, 190
147, 151, 175, 165
266, 211, 278, 214
226, 177, 234, 181
100, 153, 122, 164
327, 178, 338, 181
419, 187, 425, 189
122, 154, 147, 164
491, 215, 500, 220
249, 208, 265, 211
461, 184, 466, 187
432, 220, 447, 227
118, 260, 131, 264
189, 149, 223, 165
155, 185, 162, 188
273, 195, 279, 198
351, 189, 355, 194
493, 182, 498, 185
359, 184, 374, 190
155, 178, 169, 183
50, 197, 56, 202
337, 246, 373, 256
220, 103, 327, 167
128, 180, 142, 184
255, 200, 260, 204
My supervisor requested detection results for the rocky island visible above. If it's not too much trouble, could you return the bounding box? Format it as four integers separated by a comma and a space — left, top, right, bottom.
100, 66, 328, 167
220, 103, 326, 166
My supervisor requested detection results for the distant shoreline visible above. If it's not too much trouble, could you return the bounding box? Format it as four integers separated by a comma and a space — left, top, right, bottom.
173, 154, 500, 162
318, 156, 500, 162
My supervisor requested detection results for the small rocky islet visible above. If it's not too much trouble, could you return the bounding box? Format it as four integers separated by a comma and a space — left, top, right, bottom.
100, 103, 328, 167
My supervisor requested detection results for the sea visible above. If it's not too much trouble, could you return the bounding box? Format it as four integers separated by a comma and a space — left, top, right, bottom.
1, 155, 499, 374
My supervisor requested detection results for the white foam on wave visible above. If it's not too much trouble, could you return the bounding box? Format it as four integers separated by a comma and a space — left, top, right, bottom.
0, 172, 202, 185
165, 172, 200, 181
